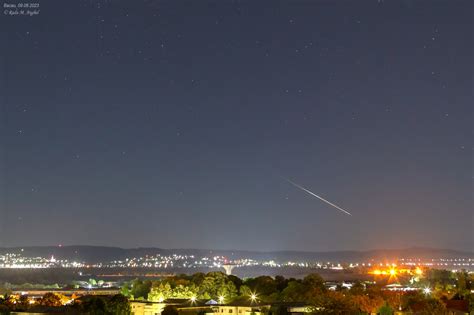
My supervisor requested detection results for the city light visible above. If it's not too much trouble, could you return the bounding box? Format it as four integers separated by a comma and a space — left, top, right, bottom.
2, 252, 471, 272
423, 287, 431, 295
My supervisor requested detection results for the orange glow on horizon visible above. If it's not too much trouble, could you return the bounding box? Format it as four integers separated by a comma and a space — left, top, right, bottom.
368, 266, 421, 277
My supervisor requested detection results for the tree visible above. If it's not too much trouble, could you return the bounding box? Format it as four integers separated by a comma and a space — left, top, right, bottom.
81, 296, 108, 315
108, 294, 131, 315
468, 293, 474, 313
149, 282, 172, 301
16, 295, 30, 310
0, 296, 8, 315
403, 292, 447, 315
312, 291, 357, 314
171, 284, 198, 298
130, 279, 152, 300
281, 281, 306, 302
349, 281, 364, 295
228, 275, 243, 291
413, 298, 447, 315
3, 295, 17, 308
249, 276, 278, 297
302, 274, 325, 292
120, 283, 131, 297
274, 276, 289, 292
455, 270, 470, 297
352, 295, 385, 314
281, 274, 326, 303
39, 292, 62, 307
240, 285, 252, 297
191, 273, 206, 286
198, 272, 237, 300
378, 303, 394, 315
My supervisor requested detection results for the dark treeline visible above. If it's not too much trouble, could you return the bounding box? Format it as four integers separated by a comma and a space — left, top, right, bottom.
0, 293, 130, 314
120, 270, 473, 314
1, 270, 473, 314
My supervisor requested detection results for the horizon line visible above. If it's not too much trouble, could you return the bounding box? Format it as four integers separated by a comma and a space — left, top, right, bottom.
0, 244, 472, 254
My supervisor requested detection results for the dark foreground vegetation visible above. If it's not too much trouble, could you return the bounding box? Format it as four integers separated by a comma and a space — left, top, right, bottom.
0, 269, 472, 314
0, 293, 130, 314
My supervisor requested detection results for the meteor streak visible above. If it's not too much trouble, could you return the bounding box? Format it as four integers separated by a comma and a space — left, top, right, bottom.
284, 178, 352, 216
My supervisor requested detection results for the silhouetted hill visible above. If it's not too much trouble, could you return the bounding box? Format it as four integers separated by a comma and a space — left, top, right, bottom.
0, 246, 471, 263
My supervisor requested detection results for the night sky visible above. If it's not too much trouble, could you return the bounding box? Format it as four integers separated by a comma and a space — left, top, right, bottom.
1, 1, 472, 252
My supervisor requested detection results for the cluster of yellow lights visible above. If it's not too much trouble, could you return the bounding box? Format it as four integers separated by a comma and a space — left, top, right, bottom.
369, 267, 423, 276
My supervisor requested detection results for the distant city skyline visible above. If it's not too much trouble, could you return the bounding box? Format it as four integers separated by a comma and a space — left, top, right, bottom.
1, 1, 472, 251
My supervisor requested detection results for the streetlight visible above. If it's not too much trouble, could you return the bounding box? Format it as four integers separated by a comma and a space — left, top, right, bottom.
219, 296, 225, 304
423, 287, 431, 295
250, 293, 258, 304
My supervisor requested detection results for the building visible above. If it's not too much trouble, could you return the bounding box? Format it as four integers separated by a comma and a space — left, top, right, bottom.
131, 299, 274, 315
207, 302, 270, 315
131, 301, 166, 315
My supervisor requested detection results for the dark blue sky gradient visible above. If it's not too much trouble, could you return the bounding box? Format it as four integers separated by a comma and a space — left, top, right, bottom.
1, 0, 472, 251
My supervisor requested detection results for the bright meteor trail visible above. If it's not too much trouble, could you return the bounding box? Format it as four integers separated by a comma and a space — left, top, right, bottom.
284, 178, 353, 216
